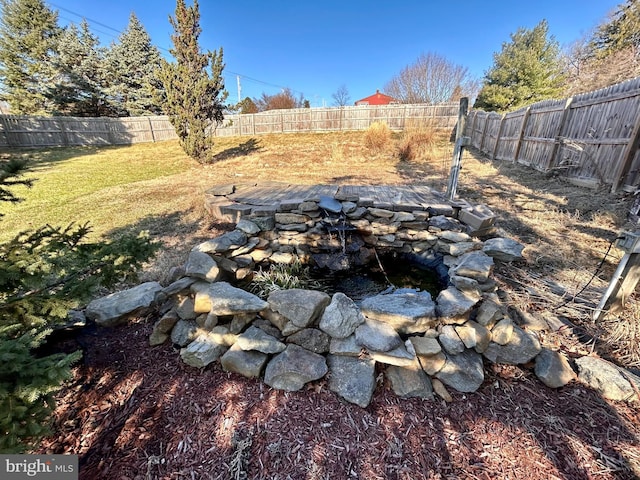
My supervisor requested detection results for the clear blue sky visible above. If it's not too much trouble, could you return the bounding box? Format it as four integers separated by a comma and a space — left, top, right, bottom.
46, 0, 620, 107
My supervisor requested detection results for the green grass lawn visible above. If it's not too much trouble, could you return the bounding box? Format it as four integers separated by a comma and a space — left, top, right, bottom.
0, 142, 197, 242
0, 130, 452, 243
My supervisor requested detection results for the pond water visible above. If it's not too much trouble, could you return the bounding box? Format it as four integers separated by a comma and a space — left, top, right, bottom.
312, 253, 445, 303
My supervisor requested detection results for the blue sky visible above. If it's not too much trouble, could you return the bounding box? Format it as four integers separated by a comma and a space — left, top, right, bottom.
47, 0, 620, 107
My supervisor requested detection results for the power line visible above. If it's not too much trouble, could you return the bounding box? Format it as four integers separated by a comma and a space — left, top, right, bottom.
48, 1, 304, 96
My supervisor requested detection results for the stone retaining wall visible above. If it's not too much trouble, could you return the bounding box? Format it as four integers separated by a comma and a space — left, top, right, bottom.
85, 188, 590, 407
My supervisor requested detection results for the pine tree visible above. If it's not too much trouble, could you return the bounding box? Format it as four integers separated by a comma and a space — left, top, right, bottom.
590, 0, 640, 58
0, 0, 61, 114
104, 13, 163, 116
0, 159, 158, 452
49, 20, 113, 117
474, 20, 565, 112
158, 0, 227, 162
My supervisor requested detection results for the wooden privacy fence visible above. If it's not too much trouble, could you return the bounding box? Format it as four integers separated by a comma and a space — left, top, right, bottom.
0, 115, 177, 147
0, 103, 459, 148
467, 77, 640, 192
215, 103, 460, 136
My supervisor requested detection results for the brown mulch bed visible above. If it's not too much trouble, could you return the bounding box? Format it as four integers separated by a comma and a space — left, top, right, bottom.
38, 318, 640, 480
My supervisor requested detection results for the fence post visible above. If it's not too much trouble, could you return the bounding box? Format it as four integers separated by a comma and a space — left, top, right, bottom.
611, 108, 640, 192
548, 97, 573, 170
491, 115, 505, 160
148, 117, 156, 142
58, 117, 70, 146
479, 113, 490, 154
0, 115, 16, 147
513, 107, 531, 163
446, 97, 469, 201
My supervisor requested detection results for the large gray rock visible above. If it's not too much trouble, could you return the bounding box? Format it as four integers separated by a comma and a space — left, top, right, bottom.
327, 355, 376, 407
475, 299, 504, 329
319, 195, 343, 213
236, 326, 286, 354
439, 325, 465, 354
329, 335, 362, 356
287, 328, 330, 354
575, 356, 640, 402
176, 296, 197, 320
267, 289, 331, 328
409, 336, 441, 356
436, 350, 485, 393
355, 318, 403, 352
436, 286, 481, 324
162, 277, 196, 296
483, 326, 541, 365
264, 345, 328, 391
170, 319, 198, 347
319, 293, 365, 338
86, 281, 162, 327
236, 219, 261, 235
455, 321, 491, 353
220, 344, 269, 378
193, 282, 268, 315
450, 251, 494, 283
360, 291, 437, 334
194, 230, 247, 254
150, 309, 179, 346
386, 360, 434, 399
180, 332, 229, 367
418, 351, 446, 375
535, 349, 576, 388
184, 250, 221, 282
491, 318, 514, 345
483, 238, 525, 262
369, 341, 416, 366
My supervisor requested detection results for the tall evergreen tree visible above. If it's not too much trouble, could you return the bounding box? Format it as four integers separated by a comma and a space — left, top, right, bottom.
104, 13, 163, 116
158, 0, 227, 161
474, 20, 565, 112
49, 20, 113, 116
0, 0, 61, 114
590, 0, 640, 58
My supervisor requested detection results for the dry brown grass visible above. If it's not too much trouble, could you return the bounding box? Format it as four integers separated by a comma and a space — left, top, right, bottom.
397, 120, 441, 162
363, 121, 392, 152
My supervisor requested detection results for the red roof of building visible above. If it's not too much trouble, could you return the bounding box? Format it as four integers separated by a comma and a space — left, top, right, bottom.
354, 90, 398, 106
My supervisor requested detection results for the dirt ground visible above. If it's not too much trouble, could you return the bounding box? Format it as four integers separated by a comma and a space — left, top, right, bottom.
35, 138, 640, 479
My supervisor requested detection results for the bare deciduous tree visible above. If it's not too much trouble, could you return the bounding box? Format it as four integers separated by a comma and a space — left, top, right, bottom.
384, 52, 478, 104
331, 84, 351, 106
254, 87, 305, 111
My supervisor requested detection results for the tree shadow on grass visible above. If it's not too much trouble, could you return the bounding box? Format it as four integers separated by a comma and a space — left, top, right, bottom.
0, 144, 130, 172
210, 137, 262, 163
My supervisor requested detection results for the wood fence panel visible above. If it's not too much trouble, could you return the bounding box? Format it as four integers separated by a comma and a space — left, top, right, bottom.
470, 111, 487, 150
147, 116, 178, 142
211, 103, 460, 137
557, 78, 640, 185
466, 76, 640, 190
0, 116, 10, 147
516, 99, 566, 170
492, 108, 527, 161
63, 118, 111, 145
481, 113, 503, 155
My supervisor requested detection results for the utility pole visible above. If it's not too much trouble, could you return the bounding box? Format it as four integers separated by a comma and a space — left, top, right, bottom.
237, 75, 242, 104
